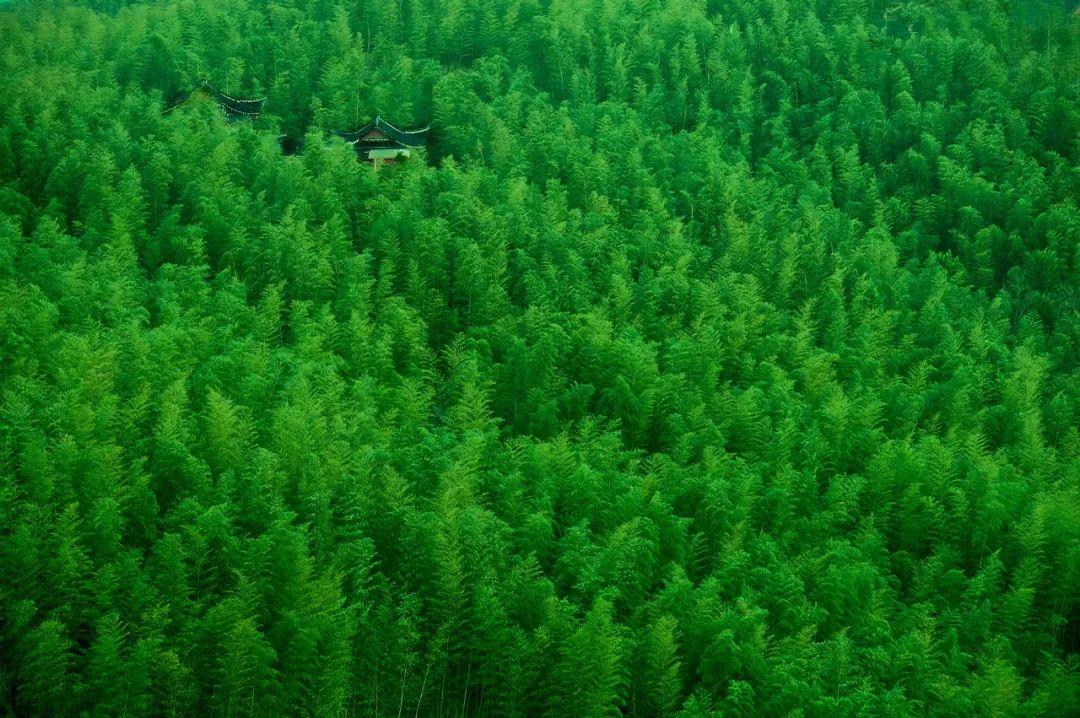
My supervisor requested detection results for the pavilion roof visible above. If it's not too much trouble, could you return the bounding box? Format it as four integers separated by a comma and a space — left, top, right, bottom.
204, 85, 265, 119
334, 116, 429, 147
164, 84, 265, 120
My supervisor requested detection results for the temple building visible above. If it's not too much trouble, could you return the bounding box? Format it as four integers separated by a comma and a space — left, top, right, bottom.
206, 86, 265, 121
335, 116, 429, 167
165, 84, 265, 121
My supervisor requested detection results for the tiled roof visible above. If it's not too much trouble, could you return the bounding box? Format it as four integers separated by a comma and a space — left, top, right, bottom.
334, 116, 429, 147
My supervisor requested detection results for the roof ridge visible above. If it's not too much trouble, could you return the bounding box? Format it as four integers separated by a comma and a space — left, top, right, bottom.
204, 84, 266, 104
341, 117, 428, 134
376, 116, 429, 134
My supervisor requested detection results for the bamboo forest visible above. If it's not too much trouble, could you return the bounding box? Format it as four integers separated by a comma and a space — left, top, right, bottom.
1, 0, 1079, 715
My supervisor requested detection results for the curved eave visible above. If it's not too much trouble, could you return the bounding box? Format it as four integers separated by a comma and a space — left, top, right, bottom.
335, 116, 430, 147
374, 116, 430, 147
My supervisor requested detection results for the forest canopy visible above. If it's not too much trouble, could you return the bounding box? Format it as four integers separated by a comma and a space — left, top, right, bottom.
1, 0, 1079, 715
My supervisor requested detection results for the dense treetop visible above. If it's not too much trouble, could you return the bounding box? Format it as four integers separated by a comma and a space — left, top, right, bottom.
1, 0, 1078, 715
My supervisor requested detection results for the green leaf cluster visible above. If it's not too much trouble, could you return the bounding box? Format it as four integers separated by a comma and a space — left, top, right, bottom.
1, 0, 1079, 715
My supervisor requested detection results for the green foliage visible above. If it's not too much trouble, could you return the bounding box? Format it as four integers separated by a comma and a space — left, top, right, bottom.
1, 0, 1079, 715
